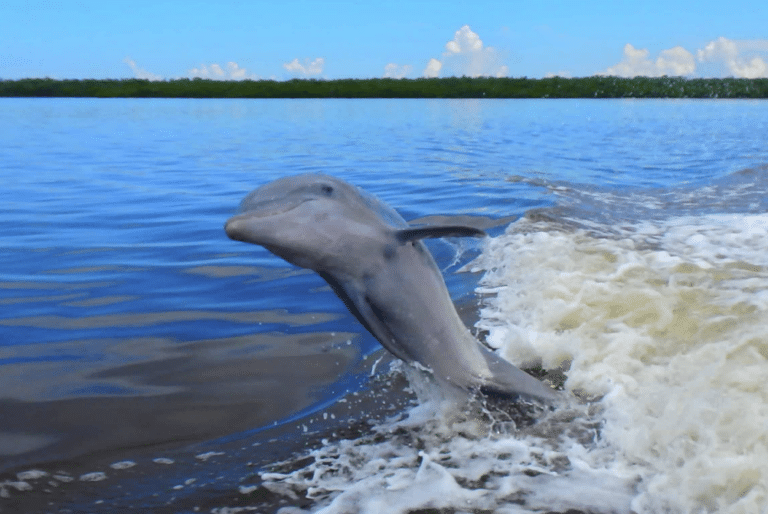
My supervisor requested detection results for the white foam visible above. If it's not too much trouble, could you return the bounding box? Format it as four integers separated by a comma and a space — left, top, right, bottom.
79, 472, 107, 482
260, 369, 636, 513
195, 451, 225, 461
258, 212, 768, 513
109, 460, 136, 470
473, 214, 768, 513
16, 469, 48, 480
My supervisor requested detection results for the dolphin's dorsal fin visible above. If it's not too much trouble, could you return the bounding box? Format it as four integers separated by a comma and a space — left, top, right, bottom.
395, 225, 486, 243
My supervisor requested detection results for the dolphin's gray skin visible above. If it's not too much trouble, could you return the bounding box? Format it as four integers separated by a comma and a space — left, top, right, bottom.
225, 173, 559, 402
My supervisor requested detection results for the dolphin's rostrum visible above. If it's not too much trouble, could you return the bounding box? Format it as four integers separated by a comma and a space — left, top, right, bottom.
225, 173, 559, 402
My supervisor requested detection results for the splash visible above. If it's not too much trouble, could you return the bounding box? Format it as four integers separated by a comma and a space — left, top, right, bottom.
256, 211, 768, 513
258, 366, 636, 514
473, 214, 768, 513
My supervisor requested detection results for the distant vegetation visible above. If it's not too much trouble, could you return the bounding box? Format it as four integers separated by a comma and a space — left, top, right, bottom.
2, 76, 767, 98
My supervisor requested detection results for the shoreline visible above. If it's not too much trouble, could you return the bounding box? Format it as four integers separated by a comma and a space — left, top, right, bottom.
2, 76, 767, 99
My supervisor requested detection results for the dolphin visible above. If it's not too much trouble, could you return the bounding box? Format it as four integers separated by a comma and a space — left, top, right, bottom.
225, 173, 559, 402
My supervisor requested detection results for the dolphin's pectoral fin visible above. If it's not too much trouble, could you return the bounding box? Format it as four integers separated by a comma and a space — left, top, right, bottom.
395, 225, 486, 243
317, 272, 416, 363
354, 293, 419, 363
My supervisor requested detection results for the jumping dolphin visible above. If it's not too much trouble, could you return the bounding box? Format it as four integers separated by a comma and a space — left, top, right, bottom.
225, 174, 559, 402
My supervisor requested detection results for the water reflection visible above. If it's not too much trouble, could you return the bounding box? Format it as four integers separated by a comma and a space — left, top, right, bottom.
0, 329, 363, 472
0, 309, 339, 329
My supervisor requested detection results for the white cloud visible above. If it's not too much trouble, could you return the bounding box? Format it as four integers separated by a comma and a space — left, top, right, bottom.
544, 71, 573, 78
441, 25, 508, 78
188, 61, 257, 81
225, 62, 252, 80
123, 57, 163, 81
599, 44, 695, 77
600, 44, 653, 77
283, 57, 325, 77
445, 25, 483, 54
656, 46, 696, 76
422, 25, 508, 78
423, 58, 442, 78
383, 63, 412, 79
600, 38, 768, 79
697, 37, 768, 78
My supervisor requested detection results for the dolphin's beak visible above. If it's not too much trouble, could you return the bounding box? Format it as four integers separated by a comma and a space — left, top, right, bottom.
224, 214, 253, 243
226, 197, 315, 243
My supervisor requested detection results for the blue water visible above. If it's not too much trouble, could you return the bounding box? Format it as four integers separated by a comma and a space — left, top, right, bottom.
1, 98, 768, 512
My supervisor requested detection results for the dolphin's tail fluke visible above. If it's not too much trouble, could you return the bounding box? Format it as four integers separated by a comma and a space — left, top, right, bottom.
477, 346, 563, 403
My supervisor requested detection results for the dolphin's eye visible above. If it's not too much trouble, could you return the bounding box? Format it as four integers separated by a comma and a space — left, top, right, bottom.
321, 185, 334, 195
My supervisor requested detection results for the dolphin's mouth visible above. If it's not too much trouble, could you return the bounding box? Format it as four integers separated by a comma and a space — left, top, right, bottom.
224, 199, 312, 242
236, 198, 311, 219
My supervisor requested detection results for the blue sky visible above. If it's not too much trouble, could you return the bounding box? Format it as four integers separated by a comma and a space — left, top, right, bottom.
3, 0, 768, 80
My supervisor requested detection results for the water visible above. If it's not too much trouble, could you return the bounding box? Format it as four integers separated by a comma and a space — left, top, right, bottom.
1, 98, 768, 513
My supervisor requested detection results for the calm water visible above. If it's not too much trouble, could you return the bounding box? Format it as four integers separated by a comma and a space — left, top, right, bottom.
2, 98, 768, 513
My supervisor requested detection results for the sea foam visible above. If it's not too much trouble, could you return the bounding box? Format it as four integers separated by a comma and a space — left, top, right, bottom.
474, 213, 768, 513
258, 212, 768, 513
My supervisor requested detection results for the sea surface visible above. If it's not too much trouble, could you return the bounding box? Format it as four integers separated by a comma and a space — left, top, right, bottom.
1, 97, 768, 513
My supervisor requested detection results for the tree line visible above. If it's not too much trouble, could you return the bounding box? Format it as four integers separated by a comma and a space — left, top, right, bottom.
2, 76, 767, 98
